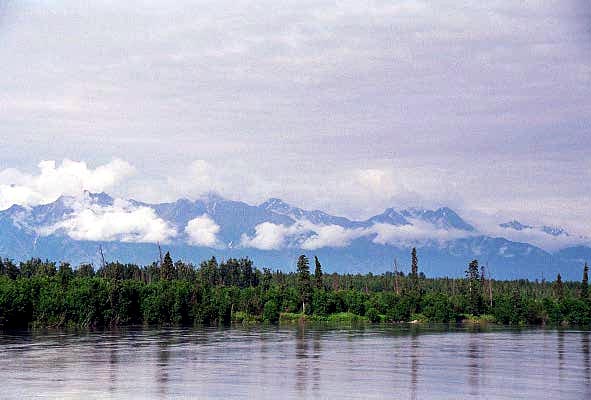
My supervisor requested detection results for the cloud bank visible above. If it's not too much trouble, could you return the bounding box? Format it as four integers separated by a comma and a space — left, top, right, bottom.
1, 157, 589, 251
0, 159, 134, 210
240, 218, 475, 251
39, 198, 175, 243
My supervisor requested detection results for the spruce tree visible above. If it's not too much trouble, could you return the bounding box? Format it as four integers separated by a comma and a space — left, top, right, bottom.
199, 256, 219, 286
465, 259, 482, 315
296, 255, 312, 313
409, 247, 420, 296
261, 267, 272, 291
0, 259, 19, 279
314, 256, 323, 290
161, 251, 175, 281
581, 262, 589, 299
510, 287, 523, 325
411, 247, 418, 277
554, 273, 564, 300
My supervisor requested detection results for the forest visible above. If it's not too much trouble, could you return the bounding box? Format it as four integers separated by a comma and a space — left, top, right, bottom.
0, 249, 589, 329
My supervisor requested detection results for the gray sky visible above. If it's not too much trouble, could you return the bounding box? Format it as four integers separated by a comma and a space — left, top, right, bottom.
0, 0, 590, 235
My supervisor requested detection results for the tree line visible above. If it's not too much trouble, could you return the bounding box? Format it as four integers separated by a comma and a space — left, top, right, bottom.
0, 249, 589, 328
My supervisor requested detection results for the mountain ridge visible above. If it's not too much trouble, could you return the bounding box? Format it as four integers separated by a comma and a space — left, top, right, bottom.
0, 192, 588, 280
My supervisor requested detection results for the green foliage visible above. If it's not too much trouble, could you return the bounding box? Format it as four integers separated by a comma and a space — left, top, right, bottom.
314, 256, 323, 290
1, 253, 590, 329
408, 248, 420, 298
365, 307, 381, 323
263, 300, 280, 323
296, 255, 312, 312
76, 263, 95, 278
199, 257, 219, 286
324, 312, 367, 323
161, 252, 176, 281
465, 259, 482, 315
421, 293, 456, 323
581, 263, 589, 300
553, 274, 564, 299
0, 259, 19, 279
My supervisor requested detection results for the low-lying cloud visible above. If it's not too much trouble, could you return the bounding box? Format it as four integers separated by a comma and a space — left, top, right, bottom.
240, 218, 475, 251
240, 222, 300, 251
185, 214, 221, 247
1, 157, 588, 252
39, 198, 175, 243
488, 224, 590, 252
300, 224, 367, 250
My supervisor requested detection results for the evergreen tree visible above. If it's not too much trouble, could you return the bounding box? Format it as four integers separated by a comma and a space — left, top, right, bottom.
411, 247, 418, 277
409, 248, 420, 297
314, 256, 323, 289
76, 263, 95, 278
176, 261, 196, 281
582, 262, 589, 300
57, 262, 74, 285
296, 255, 312, 313
161, 251, 176, 281
100, 262, 124, 280
199, 256, 219, 286
0, 258, 19, 279
553, 273, 564, 299
261, 268, 272, 291
465, 259, 482, 315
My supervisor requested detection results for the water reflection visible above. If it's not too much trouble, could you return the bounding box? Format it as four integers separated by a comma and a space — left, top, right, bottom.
157, 330, 173, 398
410, 332, 419, 400
108, 337, 119, 394
312, 330, 322, 392
557, 329, 565, 381
583, 332, 590, 386
467, 333, 480, 397
295, 325, 309, 394
0, 326, 589, 400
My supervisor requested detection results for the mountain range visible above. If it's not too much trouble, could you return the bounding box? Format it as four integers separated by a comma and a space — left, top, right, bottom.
0, 191, 588, 280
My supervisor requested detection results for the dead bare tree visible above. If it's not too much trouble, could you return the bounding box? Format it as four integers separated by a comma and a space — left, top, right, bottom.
487, 262, 493, 308
98, 245, 106, 270
393, 258, 400, 295
332, 273, 339, 291
157, 242, 164, 267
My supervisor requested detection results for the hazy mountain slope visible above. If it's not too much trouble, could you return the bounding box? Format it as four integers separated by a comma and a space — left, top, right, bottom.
0, 193, 587, 280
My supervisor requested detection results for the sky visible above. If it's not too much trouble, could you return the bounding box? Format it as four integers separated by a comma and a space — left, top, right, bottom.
0, 0, 590, 238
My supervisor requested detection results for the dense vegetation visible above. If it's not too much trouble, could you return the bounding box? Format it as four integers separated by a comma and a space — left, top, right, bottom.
0, 250, 589, 328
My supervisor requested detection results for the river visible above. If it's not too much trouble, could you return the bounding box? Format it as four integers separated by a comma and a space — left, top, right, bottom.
1, 325, 590, 399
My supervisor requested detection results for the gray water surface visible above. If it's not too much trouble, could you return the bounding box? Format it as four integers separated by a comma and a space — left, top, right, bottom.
1, 325, 590, 399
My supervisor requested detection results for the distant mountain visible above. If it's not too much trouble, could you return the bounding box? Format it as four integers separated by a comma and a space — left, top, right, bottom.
260, 198, 361, 228
499, 220, 532, 231
541, 226, 569, 237
401, 207, 475, 231
500, 220, 570, 237
364, 208, 409, 226
0, 193, 588, 280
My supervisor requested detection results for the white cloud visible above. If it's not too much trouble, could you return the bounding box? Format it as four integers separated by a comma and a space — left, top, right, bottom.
39, 198, 175, 243
240, 222, 299, 250
240, 217, 475, 251
185, 214, 221, 247
0, 159, 134, 210
484, 223, 589, 252
300, 224, 366, 250
371, 220, 474, 247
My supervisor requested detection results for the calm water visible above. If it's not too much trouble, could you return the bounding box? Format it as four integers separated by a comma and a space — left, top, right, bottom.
1, 325, 590, 399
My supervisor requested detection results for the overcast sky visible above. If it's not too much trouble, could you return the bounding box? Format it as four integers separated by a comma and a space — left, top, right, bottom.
0, 0, 590, 234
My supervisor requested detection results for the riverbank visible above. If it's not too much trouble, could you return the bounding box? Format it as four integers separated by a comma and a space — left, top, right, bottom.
1, 255, 590, 329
